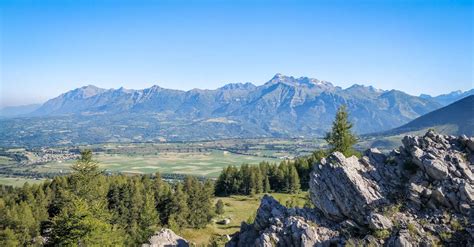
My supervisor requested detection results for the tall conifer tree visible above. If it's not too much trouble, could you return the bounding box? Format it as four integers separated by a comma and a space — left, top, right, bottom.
325, 105, 358, 157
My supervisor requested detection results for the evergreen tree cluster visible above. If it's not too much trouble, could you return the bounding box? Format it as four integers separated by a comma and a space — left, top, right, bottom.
0, 151, 214, 246
215, 160, 303, 196
214, 148, 330, 197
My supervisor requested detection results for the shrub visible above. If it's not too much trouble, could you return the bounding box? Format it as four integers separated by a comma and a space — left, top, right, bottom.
382, 203, 402, 217
450, 218, 463, 231
439, 231, 452, 241
373, 229, 390, 239
407, 223, 417, 236
215, 199, 225, 215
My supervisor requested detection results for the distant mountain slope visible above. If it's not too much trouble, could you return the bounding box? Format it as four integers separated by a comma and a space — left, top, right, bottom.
390, 95, 474, 136
0, 104, 41, 118
30, 74, 441, 135
420, 89, 474, 106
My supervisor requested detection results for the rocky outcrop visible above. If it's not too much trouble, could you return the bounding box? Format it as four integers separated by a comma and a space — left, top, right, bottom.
401, 131, 474, 214
142, 228, 189, 247
309, 152, 387, 225
229, 131, 473, 246
226, 195, 341, 247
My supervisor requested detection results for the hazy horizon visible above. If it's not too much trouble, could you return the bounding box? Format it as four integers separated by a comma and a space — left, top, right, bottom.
1, 0, 473, 107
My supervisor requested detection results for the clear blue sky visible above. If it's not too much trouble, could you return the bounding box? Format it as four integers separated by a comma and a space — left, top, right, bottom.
1, 0, 472, 107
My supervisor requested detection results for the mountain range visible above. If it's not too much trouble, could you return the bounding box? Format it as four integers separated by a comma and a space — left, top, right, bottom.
0, 74, 472, 147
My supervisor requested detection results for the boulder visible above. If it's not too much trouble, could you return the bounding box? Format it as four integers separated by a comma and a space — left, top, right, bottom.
388, 229, 413, 247
142, 229, 189, 247
422, 159, 449, 180
368, 213, 393, 230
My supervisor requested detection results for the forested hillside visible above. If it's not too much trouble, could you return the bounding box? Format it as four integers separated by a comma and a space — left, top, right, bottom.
0, 150, 215, 246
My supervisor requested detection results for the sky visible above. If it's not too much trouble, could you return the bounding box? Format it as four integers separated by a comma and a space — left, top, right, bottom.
0, 0, 473, 107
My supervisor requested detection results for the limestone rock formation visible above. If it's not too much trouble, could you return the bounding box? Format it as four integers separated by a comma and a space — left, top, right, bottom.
229, 131, 473, 246
142, 228, 189, 247
226, 195, 341, 247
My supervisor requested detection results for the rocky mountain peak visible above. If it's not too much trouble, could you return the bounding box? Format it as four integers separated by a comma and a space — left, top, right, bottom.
72, 85, 105, 98
267, 73, 333, 88
219, 82, 256, 90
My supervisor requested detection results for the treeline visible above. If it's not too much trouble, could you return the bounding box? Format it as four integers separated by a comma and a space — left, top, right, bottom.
215, 150, 327, 196
0, 150, 214, 246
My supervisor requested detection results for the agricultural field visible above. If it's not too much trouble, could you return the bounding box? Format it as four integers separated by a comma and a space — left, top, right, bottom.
36, 150, 279, 177
0, 138, 327, 185
0, 134, 400, 187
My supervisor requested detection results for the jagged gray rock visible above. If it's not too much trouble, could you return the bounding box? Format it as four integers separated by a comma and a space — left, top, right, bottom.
401, 131, 474, 213
368, 213, 393, 230
306, 131, 473, 246
309, 152, 386, 225
229, 131, 473, 246
226, 195, 341, 247
142, 228, 189, 247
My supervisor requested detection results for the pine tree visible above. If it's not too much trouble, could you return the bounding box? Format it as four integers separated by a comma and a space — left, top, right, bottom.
49, 197, 124, 246
70, 149, 102, 200
297, 158, 311, 190
166, 183, 189, 229
325, 105, 358, 157
138, 191, 159, 242
288, 164, 301, 194
264, 176, 271, 193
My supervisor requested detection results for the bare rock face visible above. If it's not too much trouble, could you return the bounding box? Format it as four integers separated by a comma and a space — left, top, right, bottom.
226, 195, 341, 247
142, 228, 189, 247
309, 152, 387, 225
307, 130, 473, 246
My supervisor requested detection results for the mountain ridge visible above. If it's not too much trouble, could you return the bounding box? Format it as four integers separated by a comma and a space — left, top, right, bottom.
1, 74, 472, 147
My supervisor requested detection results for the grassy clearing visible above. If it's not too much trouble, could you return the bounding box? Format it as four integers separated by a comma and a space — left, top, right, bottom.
0, 176, 46, 187
179, 192, 308, 245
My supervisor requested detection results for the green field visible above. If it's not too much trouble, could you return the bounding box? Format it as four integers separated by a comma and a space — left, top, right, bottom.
0, 176, 46, 187
37, 150, 279, 177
